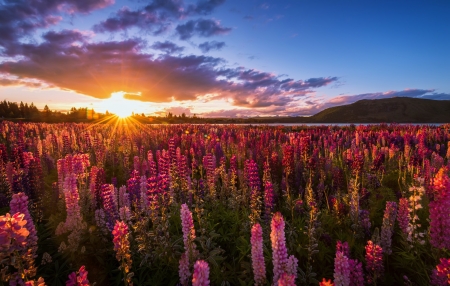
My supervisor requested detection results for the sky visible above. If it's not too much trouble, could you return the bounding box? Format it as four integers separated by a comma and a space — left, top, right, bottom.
0, 0, 449, 117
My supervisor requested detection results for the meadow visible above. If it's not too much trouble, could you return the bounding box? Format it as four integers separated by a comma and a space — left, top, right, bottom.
1, 120, 450, 285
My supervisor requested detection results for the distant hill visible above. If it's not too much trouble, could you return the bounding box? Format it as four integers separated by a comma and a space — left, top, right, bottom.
309, 97, 450, 123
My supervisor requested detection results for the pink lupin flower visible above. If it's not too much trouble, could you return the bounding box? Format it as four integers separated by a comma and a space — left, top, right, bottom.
192, 260, 210, 286
66, 265, 90, 286
271, 212, 288, 284
179, 253, 190, 286
431, 258, 450, 286
277, 273, 296, 286
251, 223, 266, 286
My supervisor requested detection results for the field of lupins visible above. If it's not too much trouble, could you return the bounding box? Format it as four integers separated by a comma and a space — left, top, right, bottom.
1, 121, 450, 285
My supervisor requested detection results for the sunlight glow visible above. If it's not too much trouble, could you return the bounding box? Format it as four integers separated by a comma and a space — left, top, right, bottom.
103, 91, 142, 118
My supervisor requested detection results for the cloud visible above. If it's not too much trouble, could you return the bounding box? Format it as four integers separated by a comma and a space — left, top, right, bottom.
0, 0, 113, 55
198, 41, 225, 53
0, 77, 45, 88
151, 41, 184, 54
0, 29, 337, 110
201, 108, 256, 118
93, 0, 225, 34
189, 0, 226, 15
176, 19, 231, 40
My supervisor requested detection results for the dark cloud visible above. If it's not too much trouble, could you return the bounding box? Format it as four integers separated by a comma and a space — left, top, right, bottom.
93, 0, 225, 34
0, 0, 113, 55
176, 19, 231, 40
0, 31, 337, 108
198, 41, 225, 53
189, 0, 226, 15
151, 41, 184, 54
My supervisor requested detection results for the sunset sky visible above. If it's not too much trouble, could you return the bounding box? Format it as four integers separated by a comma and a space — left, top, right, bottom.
1, 0, 449, 117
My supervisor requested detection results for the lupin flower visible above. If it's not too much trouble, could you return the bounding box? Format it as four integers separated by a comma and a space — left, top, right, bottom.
348, 258, 364, 286
179, 253, 190, 286
246, 159, 261, 224
396, 198, 409, 236
192, 260, 210, 286
336, 241, 350, 257
112, 221, 133, 285
380, 201, 397, 255
334, 251, 350, 286
10, 193, 38, 278
365, 240, 384, 285
429, 168, 450, 249
277, 273, 296, 286
264, 181, 274, 220
319, 278, 335, 286
0, 212, 29, 255
24, 277, 46, 286
251, 224, 266, 286
66, 265, 90, 286
101, 184, 119, 231
271, 212, 288, 284
180, 203, 196, 252
431, 258, 450, 286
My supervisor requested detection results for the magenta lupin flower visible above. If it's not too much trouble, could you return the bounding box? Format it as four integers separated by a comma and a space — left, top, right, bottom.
192, 260, 210, 286
365, 240, 384, 285
66, 265, 90, 286
264, 181, 274, 220
431, 258, 450, 286
277, 273, 296, 286
271, 212, 288, 284
333, 251, 350, 286
429, 168, 450, 249
112, 220, 133, 284
251, 223, 266, 286
336, 241, 350, 257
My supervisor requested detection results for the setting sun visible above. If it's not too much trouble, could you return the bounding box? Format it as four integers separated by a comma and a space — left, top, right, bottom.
103, 91, 142, 118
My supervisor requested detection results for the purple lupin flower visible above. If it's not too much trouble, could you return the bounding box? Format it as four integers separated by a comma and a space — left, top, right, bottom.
101, 184, 119, 231
380, 201, 397, 255
397, 198, 409, 236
